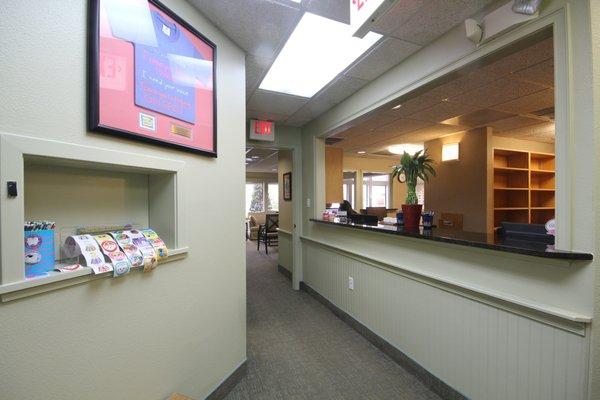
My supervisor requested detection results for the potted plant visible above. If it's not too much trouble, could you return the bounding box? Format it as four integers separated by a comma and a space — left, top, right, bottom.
391, 150, 436, 229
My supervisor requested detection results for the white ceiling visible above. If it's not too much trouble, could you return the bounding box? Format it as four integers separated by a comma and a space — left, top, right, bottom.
189, 0, 500, 127
246, 147, 279, 173
328, 32, 555, 155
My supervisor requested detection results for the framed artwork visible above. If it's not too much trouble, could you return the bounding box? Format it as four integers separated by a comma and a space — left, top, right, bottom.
283, 172, 292, 201
89, 0, 217, 156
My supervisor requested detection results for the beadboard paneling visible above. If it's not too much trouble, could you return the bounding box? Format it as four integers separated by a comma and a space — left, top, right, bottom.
303, 241, 589, 400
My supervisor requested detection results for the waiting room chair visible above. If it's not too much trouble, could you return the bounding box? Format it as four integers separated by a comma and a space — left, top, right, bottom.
258, 213, 279, 254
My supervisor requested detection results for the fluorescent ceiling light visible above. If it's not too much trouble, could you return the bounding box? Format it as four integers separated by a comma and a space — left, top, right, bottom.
388, 143, 424, 155
259, 12, 382, 97
442, 143, 460, 161
357, 151, 366, 154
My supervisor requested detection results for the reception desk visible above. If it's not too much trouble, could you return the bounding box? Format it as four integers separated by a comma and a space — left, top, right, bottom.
310, 218, 592, 260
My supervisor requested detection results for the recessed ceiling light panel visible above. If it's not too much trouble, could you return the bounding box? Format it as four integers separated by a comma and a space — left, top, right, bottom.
259, 12, 382, 98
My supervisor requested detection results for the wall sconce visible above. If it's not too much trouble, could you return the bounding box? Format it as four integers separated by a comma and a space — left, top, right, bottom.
442, 143, 459, 161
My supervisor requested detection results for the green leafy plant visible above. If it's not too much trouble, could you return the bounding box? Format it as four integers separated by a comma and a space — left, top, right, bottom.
391, 150, 436, 205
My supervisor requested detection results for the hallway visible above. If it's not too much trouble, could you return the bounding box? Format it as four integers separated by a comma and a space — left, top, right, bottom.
225, 243, 441, 400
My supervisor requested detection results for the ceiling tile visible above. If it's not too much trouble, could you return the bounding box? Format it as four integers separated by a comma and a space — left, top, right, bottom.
364, 123, 467, 153
291, 76, 369, 120
388, 0, 497, 45
409, 100, 481, 123
306, 0, 349, 24
487, 115, 548, 133
441, 108, 515, 128
509, 58, 554, 87
283, 116, 313, 127
189, 0, 301, 58
247, 109, 290, 122
248, 90, 308, 116
370, 0, 423, 36
380, 91, 443, 118
331, 115, 399, 140
345, 38, 421, 81
245, 54, 272, 100
450, 77, 547, 108
491, 88, 554, 115
482, 37, 553, 77
494, 122, 555, 143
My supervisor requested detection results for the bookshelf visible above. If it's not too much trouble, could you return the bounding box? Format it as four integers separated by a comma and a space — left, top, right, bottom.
492, 149, 555, 229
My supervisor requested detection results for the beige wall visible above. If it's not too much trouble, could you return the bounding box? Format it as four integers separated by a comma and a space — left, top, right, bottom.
278, 149, 294, 273
0, 1, 247, 399
343, 155, 407, 210
425, 128, 489, 233
278, 150, 293, 232
325, 146, 344, 204
246, 172, 278, 182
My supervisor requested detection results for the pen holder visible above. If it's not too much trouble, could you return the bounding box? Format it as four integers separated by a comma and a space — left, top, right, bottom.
24, 229, 55, 278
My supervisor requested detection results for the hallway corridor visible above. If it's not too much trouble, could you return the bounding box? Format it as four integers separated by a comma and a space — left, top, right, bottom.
225, 243, 441, 400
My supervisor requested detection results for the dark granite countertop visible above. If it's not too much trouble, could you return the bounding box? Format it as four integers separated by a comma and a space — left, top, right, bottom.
310, 218, 593, 261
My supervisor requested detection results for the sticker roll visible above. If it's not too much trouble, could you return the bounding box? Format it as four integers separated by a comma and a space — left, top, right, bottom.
94, 234, 131, 277
141, 229, 168, 260
109, 231, 144, 268
65, 235, 112, 274
126, 230, 158, 272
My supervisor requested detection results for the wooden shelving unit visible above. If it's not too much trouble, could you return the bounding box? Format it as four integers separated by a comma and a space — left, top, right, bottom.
492, 149, 555, 229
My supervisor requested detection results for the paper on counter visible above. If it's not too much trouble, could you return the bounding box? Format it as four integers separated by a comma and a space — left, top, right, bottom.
94, 234, 131, 277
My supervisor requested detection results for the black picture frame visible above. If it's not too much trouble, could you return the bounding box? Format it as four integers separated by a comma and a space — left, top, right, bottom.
88, 0, 218, 157
283, 172, 292, 201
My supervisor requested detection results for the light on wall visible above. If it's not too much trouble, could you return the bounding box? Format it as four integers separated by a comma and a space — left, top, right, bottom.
442, 143, 460, 161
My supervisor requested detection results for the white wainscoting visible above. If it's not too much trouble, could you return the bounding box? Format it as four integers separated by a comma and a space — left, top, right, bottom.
302, 240, 590, 400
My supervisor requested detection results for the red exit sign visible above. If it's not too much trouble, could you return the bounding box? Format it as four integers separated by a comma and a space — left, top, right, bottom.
249, 119, 275, 141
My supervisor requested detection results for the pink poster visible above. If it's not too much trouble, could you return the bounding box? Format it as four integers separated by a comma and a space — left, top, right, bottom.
90, 0, 217, 156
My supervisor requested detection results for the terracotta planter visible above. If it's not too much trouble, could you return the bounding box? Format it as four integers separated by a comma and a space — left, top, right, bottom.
401, 204, 423, 229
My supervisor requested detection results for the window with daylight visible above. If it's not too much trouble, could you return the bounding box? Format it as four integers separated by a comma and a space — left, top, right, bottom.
267, 183, 279, 212
363, 173, 389, 208
343, 171, 356, 207
246, 183, 264, 214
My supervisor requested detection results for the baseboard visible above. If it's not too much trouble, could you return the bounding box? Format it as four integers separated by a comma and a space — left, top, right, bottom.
300, 282, 468, 400
277, 264, 292, 281
205, 360, 247, 400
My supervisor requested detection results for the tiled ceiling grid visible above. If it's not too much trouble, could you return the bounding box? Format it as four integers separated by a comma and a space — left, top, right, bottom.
190, 0, 500, 127
246, 147, 279, 173
329, 36, 555, 155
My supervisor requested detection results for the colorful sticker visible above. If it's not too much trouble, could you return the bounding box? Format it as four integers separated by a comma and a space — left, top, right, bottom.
126, 230, 158, 272
141, 229, 168, 260
55, 264, 86, 273
65, 235, 113, 274
109, 231, 144, 268
94, 234, 131, 277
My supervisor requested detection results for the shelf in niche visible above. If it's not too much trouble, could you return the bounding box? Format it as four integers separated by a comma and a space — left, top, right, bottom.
0, 247, 189, 301
0, 132, 187, 301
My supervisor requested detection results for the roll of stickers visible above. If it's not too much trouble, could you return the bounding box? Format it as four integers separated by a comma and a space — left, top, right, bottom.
141, 229, 168, 260
64, 234, 112, 274
94, 234, 131, 277
109, 231, 144, 268
126, 230, 158, 272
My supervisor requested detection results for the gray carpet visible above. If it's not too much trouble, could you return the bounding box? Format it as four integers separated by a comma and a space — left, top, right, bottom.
225, 242, 441, 400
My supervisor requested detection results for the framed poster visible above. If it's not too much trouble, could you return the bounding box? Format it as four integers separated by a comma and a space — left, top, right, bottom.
283, 172, 292, 201
89, 0, 217, 156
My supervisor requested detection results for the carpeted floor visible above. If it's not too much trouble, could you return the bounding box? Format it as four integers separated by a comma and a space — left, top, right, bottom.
225, 241, 441, 400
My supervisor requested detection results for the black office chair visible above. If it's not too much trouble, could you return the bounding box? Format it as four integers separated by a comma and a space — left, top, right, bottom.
257, 214, 279, 254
